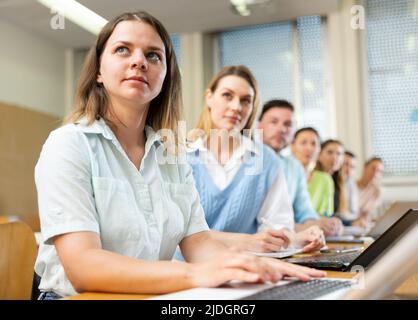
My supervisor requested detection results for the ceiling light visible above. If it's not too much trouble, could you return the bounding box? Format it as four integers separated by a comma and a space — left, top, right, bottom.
230, 0, 251, 16
230, 0, 272, 17
37, 0, 107, 35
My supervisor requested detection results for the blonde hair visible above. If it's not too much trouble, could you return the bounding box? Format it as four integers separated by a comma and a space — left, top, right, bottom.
190, 65, 260, 141
65, 11, 182, 133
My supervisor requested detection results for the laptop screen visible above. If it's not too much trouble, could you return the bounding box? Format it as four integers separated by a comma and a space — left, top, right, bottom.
369, 202, 418, 237
348, 209, 418, 270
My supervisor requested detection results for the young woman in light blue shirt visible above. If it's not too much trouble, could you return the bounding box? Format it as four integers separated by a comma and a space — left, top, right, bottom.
34, 11, 324, 299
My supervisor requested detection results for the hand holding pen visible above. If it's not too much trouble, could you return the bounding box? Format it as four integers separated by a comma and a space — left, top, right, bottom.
261, 217, 325, 252
259, 217, 293, 249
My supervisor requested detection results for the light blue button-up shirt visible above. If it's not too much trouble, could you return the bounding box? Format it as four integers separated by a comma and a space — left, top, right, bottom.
278, 153, 320, 224
34, 118, 208, 297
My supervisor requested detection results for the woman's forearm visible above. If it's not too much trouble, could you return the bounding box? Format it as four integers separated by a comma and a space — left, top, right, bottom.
206, 230, 248, 248
295, 220, 316, 232
67, 249, 196, 294
180, 231, 235, 262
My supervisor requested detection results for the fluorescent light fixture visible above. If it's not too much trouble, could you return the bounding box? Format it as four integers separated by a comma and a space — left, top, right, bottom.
230, 0, 272, 17
37, 0, 108, 35
230, 0, 251, 16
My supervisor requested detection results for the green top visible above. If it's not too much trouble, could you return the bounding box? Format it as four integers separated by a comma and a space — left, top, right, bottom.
308, 170, 335, 217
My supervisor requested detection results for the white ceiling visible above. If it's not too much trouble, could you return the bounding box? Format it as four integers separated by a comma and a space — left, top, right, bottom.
0, 0, 340, 48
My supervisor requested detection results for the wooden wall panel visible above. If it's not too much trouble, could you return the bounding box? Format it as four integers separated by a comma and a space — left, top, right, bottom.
0, 102, 60, 231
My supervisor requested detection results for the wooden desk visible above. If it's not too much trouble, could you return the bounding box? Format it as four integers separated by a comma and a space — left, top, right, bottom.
67, 241, 418, 300
0, 216, 9, 224
67, 292, 152, 300
391, 274, 418, 299
67, 272, 417, 300
66, 271, 356, 300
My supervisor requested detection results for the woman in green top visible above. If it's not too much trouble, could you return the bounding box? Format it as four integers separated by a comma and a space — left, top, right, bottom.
291, 128, 343, 235
308, 170, 335, 217
311, 139, 345, 218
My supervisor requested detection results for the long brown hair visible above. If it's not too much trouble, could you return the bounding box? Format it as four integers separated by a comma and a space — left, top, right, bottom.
315, 139, 347, 213
191, 65, 260, 141
65, 11, 182, 133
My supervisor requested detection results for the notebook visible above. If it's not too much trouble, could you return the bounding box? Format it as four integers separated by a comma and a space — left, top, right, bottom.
249, 248, 303, 259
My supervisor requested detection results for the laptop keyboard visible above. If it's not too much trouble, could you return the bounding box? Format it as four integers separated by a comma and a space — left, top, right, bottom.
286, 251, 361, 264
241, 279, 353, 300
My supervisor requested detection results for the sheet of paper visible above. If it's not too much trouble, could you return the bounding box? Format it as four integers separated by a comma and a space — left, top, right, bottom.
249, 248, 303, 259
326, 235, 355, 241
343, 226, 368, 236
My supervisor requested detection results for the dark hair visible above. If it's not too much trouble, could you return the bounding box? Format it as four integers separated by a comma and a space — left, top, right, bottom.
293, 127, 320, 143
319, 139, 344, 152
345, 150, 356, 158
65, 11, 181, 132
365, 156, 383, 167
316, 139, 347, 213
259, 99, 294, 121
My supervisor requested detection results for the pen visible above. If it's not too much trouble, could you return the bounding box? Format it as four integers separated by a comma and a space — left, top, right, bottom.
260, 217, 296, 247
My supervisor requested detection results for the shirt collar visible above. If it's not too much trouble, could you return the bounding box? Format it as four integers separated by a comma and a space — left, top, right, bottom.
144, 125, 163, 155
241, 135, 260, 156
188, 135, 260, 157
76, 117, 163, 153
75, 117, 112, 138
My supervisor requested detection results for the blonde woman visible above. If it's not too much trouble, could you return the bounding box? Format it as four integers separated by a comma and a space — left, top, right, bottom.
34, 12, 324, 299
187, 66, 325, 254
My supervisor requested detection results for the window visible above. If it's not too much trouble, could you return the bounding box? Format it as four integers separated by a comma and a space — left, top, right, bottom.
219, 22, 294, 103
296, 16, 329, 139
170, 34, 181, 66
218, 16, 330, 138
365, 0, 418, 176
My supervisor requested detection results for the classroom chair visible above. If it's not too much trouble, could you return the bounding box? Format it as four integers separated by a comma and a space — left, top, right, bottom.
0, 220, 38, 299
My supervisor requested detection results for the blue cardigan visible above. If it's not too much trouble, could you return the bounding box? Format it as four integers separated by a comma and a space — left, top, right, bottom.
187, 143, 280, 234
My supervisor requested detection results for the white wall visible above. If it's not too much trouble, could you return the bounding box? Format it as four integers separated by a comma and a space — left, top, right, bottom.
0, 19, 66, 117
180, 32, 216, 129
328, 0, 366, 166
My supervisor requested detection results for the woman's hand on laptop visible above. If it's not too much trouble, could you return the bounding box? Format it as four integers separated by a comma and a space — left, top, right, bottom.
189, 250, 326, 288
294, 226, 326, 252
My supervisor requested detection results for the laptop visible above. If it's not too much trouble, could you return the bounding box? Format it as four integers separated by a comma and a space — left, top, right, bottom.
153, 217, 418, 301
367, 201, 418, 237
342, 224, 418, 299
284, 209, 418, 271
341, 201, 418, 238
152, 278, 356, 300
